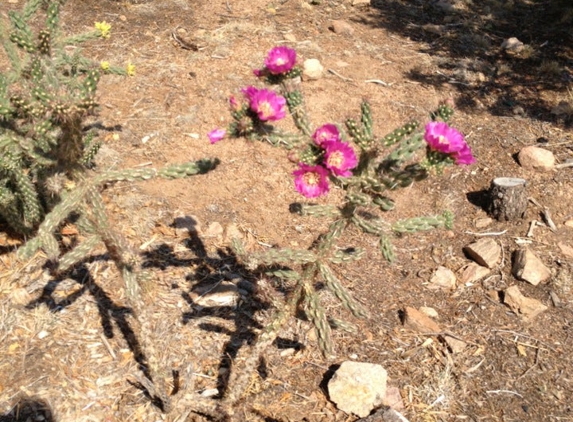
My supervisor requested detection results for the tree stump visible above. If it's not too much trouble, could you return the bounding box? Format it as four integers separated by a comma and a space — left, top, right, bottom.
488, 177, 528, 221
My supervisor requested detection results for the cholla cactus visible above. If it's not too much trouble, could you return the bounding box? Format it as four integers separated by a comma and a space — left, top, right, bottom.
0, 1, 128, 233
1, 3, 220, 415
206, 46, 476, 411
0, 1, 219, 286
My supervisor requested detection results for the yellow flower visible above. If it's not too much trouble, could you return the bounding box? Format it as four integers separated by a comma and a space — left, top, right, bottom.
126, 62, 136, 77
100, 61, 110, 71
95, 21, 111, 38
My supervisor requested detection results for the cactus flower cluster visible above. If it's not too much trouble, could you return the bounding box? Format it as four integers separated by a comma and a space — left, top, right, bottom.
209, 46, 474, 197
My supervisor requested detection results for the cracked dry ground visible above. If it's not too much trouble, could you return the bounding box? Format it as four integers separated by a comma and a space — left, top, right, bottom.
1, 0, 572, 421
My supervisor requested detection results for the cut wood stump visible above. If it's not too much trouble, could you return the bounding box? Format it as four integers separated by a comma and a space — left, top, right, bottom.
488, 177, 528, 221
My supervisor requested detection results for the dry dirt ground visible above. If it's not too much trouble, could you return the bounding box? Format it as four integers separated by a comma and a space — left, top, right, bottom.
1, 0, 573, 421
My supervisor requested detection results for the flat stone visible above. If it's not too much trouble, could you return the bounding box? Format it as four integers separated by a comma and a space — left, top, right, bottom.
330, 20, 355, 36
504, 285, 548, 321
501, 37, 525, 52
351, 0, 371, 5
427, 266, 456, 290
403, 307, 441, 334
419, 307, 439, 318
558, 242, 573, 259
328, 361, 388, 418
463, 238, 501, 269
475, 217, 493, 229
444, 335, 466, 353
518, 146, 555, 171
460, 262, 491, 284
190, 281, 241, 307
512, 248, 551, 286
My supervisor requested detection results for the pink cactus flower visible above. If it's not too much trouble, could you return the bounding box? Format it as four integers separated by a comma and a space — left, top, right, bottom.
244, 87, 286, 121
241, 86, 259, 101
208, 128, 226, 144
229, 96, 241, 111
293, 164, 330, 198
264, 46, 297, 75
322, 141, 358, 177
312, 124, 340, 146
452, 143, 476, 165
424, 121, 475, 165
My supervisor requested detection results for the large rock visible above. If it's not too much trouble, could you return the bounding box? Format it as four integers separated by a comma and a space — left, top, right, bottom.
504, 285, 548, 321
460, 262, 491, 284
518, 146, 555, 171
328, 361, 388, 418
463, 238, 501, 268
403, 306, 441, 334
303, 58, 324, 80
427, 266, 456, 290
512, 248, 551, 286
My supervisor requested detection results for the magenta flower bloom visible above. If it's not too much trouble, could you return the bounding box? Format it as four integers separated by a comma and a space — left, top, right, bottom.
322, 141, 358, 177
312, 124, 340, 146
245, 87, 286, 121
241, 85, 259, 101
453, 143, 476, 165
208, 128, 226, 144
293, 164, 330, 198
424, 121, 475, 165
264, 46, 297, 75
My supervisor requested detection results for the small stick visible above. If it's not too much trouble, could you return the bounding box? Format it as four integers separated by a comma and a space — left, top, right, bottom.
542, 208, 557, 232
365, 79, 391, 86
555, 162, 573, 169
327, 68, 353, 82
99, 333, 117, 359
486, 390, 524, 398
464, 230, 508, 236
526, 220, 537, 237
528, 196, 543, 208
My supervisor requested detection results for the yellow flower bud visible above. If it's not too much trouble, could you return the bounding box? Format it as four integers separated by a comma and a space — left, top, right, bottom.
126, 62, 136, 77
95, 21, 111, 38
